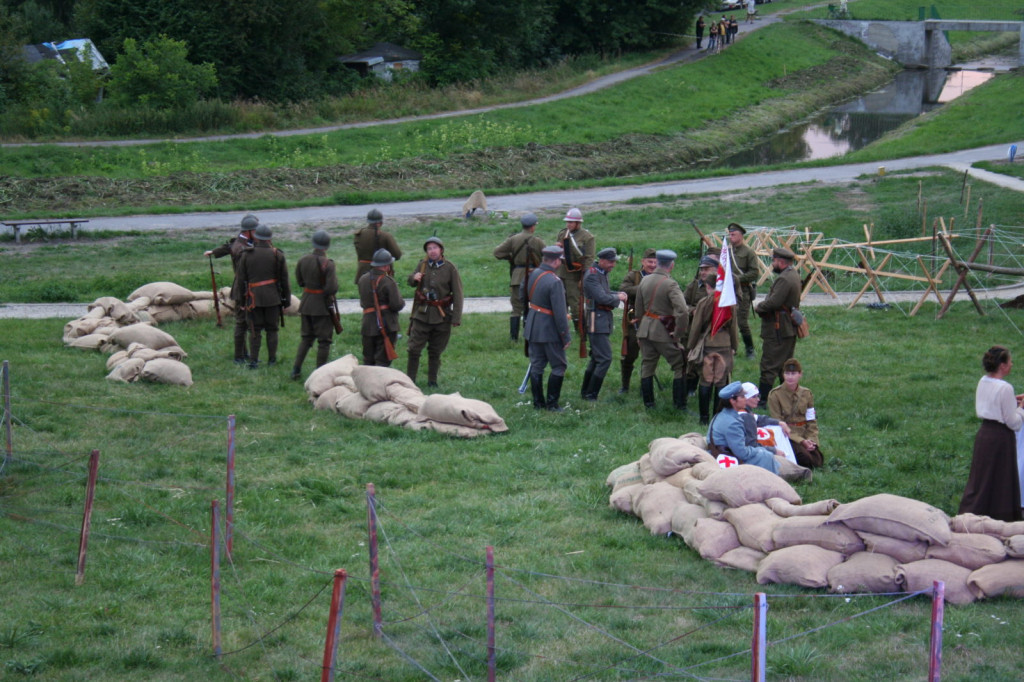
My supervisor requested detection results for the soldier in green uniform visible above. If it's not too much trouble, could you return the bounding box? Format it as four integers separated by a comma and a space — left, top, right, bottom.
353, 209, 402, 285
767, 358, 824, 468
688, 273, 738, 424
727, 223, 760, 359
617, 248, 657, 394
683, 254, 721, 392
237, 224, 290, 369
204, 214, 257, 363
554, 207, 595, 328
754, 247, 801, 398
635, 249, 690, 411
290, 230, 338, 380
358, 249, 405, 367
406, 237, 464, 388
493, 213, 545, 341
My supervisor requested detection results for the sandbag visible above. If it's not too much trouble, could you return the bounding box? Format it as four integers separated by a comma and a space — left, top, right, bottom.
764, 497, 840, 518
417, 392, 507, 432
638, 453, 664, 485
283, 294, 301, 315
827, 552, 899, 594
190, 290, 214, 301
607, 462, 643, 491
702, 498, 728, 520
699, 464, 801, 508
352, 365, 418, 403
105, 358, 145, 383
610, 484, 643, 515
757, 545, 844, 588
68, 333, 109, 350
635, 482, 686, 535
677, 432, 708, 452
1006, 535, 1024, 558
689, 461, 720, 480
146, 304, 185, 324
140, 358, 193, 387
857, 531, 928, 564
106, 350, 129, 371
723, 503, 781, 553
670, 502, 707, 543
967, 559, 1024, 599
188, 299, 216, 318
647, 438, 715, 477
128, 281, 195, 305
336, 392, 374, 419
690, 518, 741, 560
128, 345, 188, 362
108, 323, 178, 351
364, 400, 404, 423
127, 296, 151, 311
895, 559, 975, 604
681, 477, 706, 506
416, 419, 486, 438
663, 468, 695, 489
88, 296, 122, 314
950, 513, 1024, 539
313, 385, 355, 412
772, 515, 865, 555
305, 354, 360, 398
826, 494, 951, 547
925, 532, 1006, 570
713, 546, 765, 572
388, 384, 426, 412
64, 317, 101, 341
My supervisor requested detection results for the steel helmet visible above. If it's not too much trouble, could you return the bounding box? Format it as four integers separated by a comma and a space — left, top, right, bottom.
253, 224, 273, 241
240, 214, 259, 230
423, 236, 444, 252
312, 230, 331, 249
563, 208, 583, 223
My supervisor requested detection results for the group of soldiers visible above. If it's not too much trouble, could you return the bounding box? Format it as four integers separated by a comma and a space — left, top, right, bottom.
205, 209, 803, 418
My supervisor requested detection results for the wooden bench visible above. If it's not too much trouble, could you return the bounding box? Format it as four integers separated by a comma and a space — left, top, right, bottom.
2, 218, 89, 243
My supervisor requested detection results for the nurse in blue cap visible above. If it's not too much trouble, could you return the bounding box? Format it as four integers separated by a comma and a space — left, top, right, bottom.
706, 381, 782, 474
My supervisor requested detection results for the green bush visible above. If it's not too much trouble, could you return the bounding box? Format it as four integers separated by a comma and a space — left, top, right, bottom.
107, 36, 217, 109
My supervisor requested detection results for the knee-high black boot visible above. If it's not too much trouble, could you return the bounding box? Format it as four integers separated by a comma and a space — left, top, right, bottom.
584, 375, 604, 401
758, 381, 773, 406
315, 340, 331, 368
698, 385, 713, 425
406, 353, 421, 383
619, 361, 633, 394
580, 368, 594, 398
530, 376, 545, 409
743, 333, 756, 359
640, 377, 655, 408
509, 316, 520, 341
546, 374, 565, 412
672, 377, 688, 412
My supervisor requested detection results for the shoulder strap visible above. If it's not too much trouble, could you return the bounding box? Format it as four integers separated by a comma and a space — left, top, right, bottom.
529, 270, 554, 300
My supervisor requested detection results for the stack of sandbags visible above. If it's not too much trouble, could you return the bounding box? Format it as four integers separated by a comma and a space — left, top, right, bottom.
106, 341, 191, 386
215, 285, 300, 318
304, 358, 507, 438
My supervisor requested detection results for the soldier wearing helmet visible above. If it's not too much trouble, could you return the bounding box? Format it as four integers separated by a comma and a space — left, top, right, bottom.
554, 207, 595, 329
204, 214, 258, 363
236, 223, 291, 369
353, 208, 402, 285
358, 248, 405, 367
493, 212, 546, 341
405, 236, 464, 388
290, 230, 339, 380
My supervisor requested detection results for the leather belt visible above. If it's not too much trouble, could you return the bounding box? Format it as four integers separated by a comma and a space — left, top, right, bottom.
303, 288, 324, 294
529, 303, 553, 316
363, 306, 389, 314
250, 278, 277, 287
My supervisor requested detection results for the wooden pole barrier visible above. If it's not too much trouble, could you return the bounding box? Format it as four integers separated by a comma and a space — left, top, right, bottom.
211, 499, 222, 659
321, 569, 348, 682
75, 449, 100, 586
3, 360, 11, 469
366, 483, 382, 637
225, 414, 236, 556
928, 581, 945, 682
486, 545, 496, 682
751, 592, 767, 682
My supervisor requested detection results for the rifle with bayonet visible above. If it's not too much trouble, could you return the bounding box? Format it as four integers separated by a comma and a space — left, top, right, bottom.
620, 248, 633, 357
372, 275, 398, 362
208, 254, 223, 327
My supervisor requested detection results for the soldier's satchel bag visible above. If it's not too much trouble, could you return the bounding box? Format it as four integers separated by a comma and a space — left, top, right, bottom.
789, 307, 810, 339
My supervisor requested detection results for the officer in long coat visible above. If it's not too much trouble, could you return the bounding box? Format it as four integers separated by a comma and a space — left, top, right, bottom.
406, 236, 464, 387
237, 224, 290, 369
754, 247, 802, 397
580, 248, 627, 401
521, 245, 572, 411
493, 213, 545, 341
204, 214, 257, 363
617, 248, 657, 394
358, 248, 405, 367
353, 209, 402, 285
290, 230, 338, 379
635, 249, 689, 411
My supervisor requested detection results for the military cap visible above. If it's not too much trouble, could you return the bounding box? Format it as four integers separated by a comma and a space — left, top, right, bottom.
312, 230, 330, 249
719, 381, 744, 400
741, 382, 760, 399
655, 249, 677, 263
783, 358, 802, 374
367, 208, 383, 223
772, 246, 796, 260
423, 236, 444, 251
641, 248, 657, 259
240, 214, 259, 230
253, 224, 272, 241
521, 213, 538, 228
542, 245, 564, 259
699, 255, 720, 268
727, 222, 746, 234
597, 247, 620, 262
370, 248, 394, 267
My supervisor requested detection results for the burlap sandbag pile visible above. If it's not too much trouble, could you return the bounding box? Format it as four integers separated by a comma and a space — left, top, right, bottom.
607, 439, 1024, 603
304, 355, 508, 438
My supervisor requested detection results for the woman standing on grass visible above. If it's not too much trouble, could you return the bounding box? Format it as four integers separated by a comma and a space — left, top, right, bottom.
959, 345, 1024, 521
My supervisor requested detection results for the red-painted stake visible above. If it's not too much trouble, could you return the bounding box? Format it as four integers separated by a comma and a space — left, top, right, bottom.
928, 580, 945, 682
75, 449, 100, 586
211, 499, 222, 658
321, 569, 349, 682
751, 592, 767, 682
366, 483, 382, 637
225, 415, 236, 555
486, 545, 496, 682
3, 360, 12, 468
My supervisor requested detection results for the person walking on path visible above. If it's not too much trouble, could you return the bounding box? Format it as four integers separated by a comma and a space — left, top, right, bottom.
205, 214, 257, 364
237, 224, 290, 369
581, 248, 628, 401
406, 237, 464, 388
522, 245, 572, 411
618, 248, 658, 394
290, 230, 338, 380
754, 247, 801, 398
635, 249, 690, 411
358, 248, 405, 367
493, 212, 545, 341
353, 209, 402, 285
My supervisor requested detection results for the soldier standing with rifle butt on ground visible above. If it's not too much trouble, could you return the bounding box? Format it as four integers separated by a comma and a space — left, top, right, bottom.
290, 230, 339, 380
353, 209, 402, 285
580, 248, 628, 401
727, 223, 760, 359
406, 236, 464, 388
618, 248, 658, 394
554, 207, 595, 333
204, 214, 257, 364
521, 245, 572, 412
236, 224, 290, 370
754, 247, 802, 398
358, 248, 405, 367
635, 249, 690, 411
493, 213, 545, 341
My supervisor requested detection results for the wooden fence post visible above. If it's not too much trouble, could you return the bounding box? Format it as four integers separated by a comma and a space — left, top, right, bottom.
751, 592, 767, 682
75, 449, 100, 586
321, 569, 348, 682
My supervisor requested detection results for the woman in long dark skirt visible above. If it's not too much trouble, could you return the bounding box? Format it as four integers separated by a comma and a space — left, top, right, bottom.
959, 345, 1024, 521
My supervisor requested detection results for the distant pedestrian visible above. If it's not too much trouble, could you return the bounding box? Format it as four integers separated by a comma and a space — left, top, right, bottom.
696, 16, 706, 49
746, 0, 757, 23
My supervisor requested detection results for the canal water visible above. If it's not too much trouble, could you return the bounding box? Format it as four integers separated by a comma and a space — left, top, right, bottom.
711, 67, 996, 168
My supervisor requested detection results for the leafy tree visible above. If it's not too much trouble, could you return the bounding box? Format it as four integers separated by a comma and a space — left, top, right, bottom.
106, 35, 217, 108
